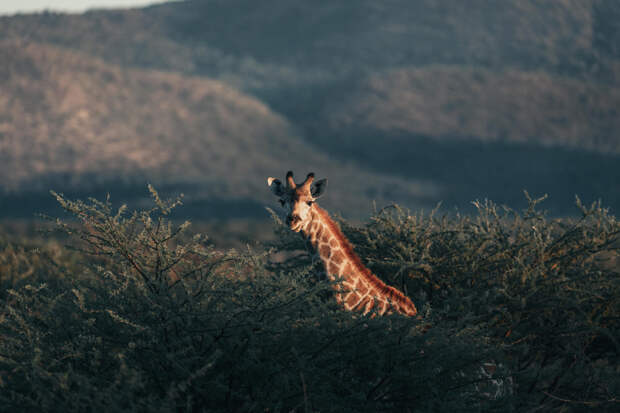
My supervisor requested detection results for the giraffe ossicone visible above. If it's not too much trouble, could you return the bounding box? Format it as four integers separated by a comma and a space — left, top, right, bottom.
267, 171, 417, 317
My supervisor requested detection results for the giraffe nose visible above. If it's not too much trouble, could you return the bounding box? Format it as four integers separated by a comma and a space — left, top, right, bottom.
287, 214, 301, 226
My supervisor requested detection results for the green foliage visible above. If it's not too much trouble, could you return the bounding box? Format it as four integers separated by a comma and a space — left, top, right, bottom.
1, 188, 618, 411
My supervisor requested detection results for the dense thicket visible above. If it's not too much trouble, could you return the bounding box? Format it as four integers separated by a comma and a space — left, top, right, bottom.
0, 188, 618, 411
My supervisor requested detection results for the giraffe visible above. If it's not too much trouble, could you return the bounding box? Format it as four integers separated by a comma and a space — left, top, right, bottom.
266, 172, 515, 398
267, 171, 417, 317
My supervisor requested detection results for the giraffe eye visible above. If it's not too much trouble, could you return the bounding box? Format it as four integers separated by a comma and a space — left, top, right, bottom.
306, 201, 313, 206
279, 199, 285, 206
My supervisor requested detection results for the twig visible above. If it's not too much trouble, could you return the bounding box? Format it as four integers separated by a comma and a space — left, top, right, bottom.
300, 371, 310, 413
542, 391, 619, 406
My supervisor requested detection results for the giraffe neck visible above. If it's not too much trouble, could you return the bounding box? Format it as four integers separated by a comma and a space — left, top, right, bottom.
300, 205, 417, 317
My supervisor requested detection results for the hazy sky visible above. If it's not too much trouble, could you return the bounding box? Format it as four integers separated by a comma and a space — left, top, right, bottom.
0, 0, 174, 15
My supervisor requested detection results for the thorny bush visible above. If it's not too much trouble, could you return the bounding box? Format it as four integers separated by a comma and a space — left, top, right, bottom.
0, 188, 618, 412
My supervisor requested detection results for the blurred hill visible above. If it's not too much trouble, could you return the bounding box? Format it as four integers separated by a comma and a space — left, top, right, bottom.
4, 0, 617, 87
0, 40, 434, 217
0, 40, 299, 193
1, 0, 619, 220
321, 67, 620, 152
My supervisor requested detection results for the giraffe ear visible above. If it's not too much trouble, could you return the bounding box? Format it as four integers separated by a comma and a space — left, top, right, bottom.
267, 177, 285, 196
311, 178, 327, 198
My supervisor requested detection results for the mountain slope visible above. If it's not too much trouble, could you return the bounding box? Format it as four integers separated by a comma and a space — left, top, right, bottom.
1, 0, 615, 90
0, 40, 437, 214
320, 66, 620, 153
0, 40, 297, 193
2, 1, 620, 216
2, 1, 619, 155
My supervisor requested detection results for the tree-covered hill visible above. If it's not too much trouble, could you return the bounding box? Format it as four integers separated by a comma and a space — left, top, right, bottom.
0, 39, 436, 217
1, 0, 620, 217
3, 0, 619, 153
0, 39, 299, 193
320, 67, 620, 153
4, 0, 615, 83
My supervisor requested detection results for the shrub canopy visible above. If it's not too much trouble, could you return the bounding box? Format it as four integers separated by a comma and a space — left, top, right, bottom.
0, 188, 618, 411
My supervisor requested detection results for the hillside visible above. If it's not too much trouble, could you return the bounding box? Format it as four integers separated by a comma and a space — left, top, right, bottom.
3, 0, 619, 156
1, 0, 620, 217
320, 66, 620, 152
2, 0, 612, 81
0, 40, 297, 193
0, 39, 437, 216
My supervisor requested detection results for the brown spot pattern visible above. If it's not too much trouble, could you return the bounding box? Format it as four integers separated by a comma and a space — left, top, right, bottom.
331, 251, 344, 264
319, 244, 330, 258
341, 263, 353, 277
342, 281, 354, 291
304, 204, 417, 317
328, 262, 340, 275
315, 225, 323, 241
321, 232, 330, 243
345, 292, 361, 309
356, 281, 368, 295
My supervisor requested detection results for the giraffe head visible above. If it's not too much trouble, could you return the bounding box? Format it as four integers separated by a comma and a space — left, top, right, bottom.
267, 171, 328, 232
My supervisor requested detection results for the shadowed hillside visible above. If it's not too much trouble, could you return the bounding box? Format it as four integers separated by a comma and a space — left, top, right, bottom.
0, 42, 290, 189
0, 39, 437, 218
2, 0, 612, 82
1, 0, 620, 219
0, 40, 302, 195
320, 67, 620, 153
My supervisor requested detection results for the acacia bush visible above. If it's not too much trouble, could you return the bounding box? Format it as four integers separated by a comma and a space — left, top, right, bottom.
327, 193, 619, 411
0, 187, 506, 412
0, 187, 617, 411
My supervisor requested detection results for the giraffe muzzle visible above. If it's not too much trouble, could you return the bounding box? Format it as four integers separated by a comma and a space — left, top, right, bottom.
287, 214, 302, 229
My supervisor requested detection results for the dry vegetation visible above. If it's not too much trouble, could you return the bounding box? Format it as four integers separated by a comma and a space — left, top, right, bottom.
0, 189, 617, 411
0, 2, 619, 409
323, 66, 620, 153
